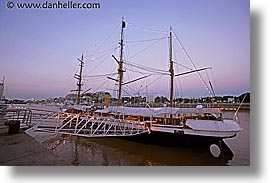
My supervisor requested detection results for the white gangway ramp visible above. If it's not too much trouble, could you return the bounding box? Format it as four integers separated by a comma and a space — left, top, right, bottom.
33, 112, 149, 137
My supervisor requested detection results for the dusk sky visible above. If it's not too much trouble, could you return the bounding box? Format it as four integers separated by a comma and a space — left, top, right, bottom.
0, 0, 250, 100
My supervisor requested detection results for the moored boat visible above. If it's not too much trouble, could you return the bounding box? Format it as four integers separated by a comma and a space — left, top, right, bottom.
31, 18, 243, 157
91, 19, 242, 152
95, 105, 242, 150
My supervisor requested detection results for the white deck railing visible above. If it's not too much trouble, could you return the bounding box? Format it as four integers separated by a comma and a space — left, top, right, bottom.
34, 112, 149, 137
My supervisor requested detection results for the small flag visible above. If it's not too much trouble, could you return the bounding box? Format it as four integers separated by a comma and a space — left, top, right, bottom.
122, 20, 126, 28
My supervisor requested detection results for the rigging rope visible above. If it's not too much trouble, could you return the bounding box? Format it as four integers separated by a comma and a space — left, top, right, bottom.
85, 47, 119, 59
125, 62, 169, 75
86, 46, 118, 64
81, 21, 218, 99
127, 35, 168, 60
84, 72, 117, 78
124, 35, 139, 94
126, 37, 169, 43
138, 75, 165, 94
62, 62, 80, 93
91, 23, 120, 56
174, 62, 193, 70
173, 45, 184, 98
127, 22, 169, 34
124, 67, 165, 76
205, 69, 216, 97
85, 47, 118, 76
123, 31, 169, 95
210, 68, 218, 95
93, 79, 109, 93
172, 29, 214, 97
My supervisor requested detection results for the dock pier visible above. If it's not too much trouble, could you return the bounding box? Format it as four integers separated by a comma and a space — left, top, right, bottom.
0, 108, 68, 166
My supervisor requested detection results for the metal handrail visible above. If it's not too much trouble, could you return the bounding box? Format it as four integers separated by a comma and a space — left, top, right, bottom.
33, 111, 148, 137
0, 108, 33, 127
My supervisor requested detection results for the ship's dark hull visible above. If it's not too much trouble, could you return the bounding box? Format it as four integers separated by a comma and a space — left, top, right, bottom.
120, 131, 234, 156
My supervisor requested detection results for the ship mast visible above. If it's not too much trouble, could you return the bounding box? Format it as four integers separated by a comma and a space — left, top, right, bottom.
169, 26, 174, 107
117, 18, 126, 106
73, 54, 84, 105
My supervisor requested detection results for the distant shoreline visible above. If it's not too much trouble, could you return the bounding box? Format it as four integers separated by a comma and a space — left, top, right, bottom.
7, 102, 250, 112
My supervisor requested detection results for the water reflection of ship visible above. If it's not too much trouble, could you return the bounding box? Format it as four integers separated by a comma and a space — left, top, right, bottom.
54, 135, 233, 166
72, 138, 80, 166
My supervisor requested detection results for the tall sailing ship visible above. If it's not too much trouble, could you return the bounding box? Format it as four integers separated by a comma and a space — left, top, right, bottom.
89, 19, 243, 152
31, 18, 242, 156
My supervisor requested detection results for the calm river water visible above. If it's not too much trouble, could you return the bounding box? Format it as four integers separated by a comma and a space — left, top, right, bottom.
27, 111, 250, 166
